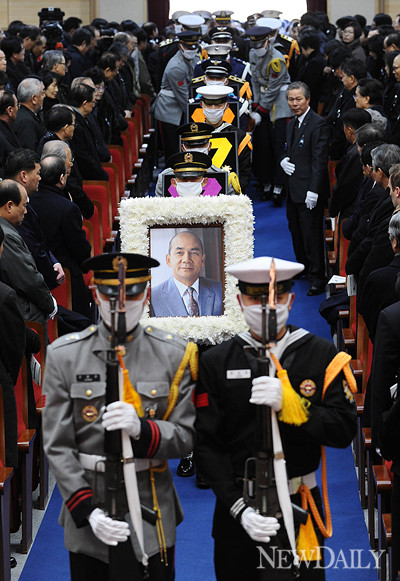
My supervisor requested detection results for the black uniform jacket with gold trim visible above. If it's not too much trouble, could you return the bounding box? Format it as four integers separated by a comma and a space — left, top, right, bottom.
195, 326, 357, 514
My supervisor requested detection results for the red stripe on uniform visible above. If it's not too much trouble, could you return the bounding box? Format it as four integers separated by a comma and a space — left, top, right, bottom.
147, 421, 160, 457
195, 393, 209, 408
68, 492, 93, 512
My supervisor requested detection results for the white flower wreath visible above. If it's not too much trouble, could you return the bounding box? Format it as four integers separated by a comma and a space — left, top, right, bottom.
119, 195, 254, 344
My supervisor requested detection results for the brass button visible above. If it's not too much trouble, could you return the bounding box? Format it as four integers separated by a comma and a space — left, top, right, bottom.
151, 389, 157, 396
147, 326, 153, 332
86, 389, 93, 397
166, 334, 173, 340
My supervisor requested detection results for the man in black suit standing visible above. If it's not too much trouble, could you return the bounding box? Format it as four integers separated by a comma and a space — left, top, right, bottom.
280, 81, 329, 295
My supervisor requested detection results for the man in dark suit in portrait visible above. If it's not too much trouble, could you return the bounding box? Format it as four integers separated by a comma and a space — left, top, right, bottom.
151, 230, 223, 317
280, 81, 330, 296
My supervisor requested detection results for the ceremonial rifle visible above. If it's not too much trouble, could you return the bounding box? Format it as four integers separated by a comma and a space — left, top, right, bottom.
243, 260, 307, 577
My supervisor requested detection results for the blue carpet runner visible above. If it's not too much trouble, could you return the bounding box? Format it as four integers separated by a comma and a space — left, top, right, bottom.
19, 183, 378, 580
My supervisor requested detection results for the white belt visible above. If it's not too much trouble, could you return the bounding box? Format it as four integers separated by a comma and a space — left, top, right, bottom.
288, 471, 316, 495
160, 89, 174, 98
79, 452, 162, 473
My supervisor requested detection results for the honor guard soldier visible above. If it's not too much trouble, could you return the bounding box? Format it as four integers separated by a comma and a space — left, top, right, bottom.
162, 151, 212, 198
155, 122, 237, 196
195, 256, 357, 581
191, 59, 251, 131
208, 26, 251, 81
256, 16, 300, 80
195, 85, 252, 193
154, 30, 201, 162
42, 252, 198, 581
246, 26, 292, 204
211, 10, 249, 61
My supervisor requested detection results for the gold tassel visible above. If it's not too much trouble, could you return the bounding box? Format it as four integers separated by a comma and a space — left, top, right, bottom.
116, 350, 144, 417
269, 353, 310, 426
162, 342, 198, 421
296, 485, 321, 561
228, 171, 242, 194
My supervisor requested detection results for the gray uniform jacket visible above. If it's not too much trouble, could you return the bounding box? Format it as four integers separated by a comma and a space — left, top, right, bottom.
155, 164, 236, 196
250, 46, 292, 121
154, 50, 195, 126
0, 216, 54, 325
42, 321, 196, 563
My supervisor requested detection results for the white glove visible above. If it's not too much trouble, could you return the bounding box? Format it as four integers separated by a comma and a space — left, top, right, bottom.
250, 376, 283, 412
305, 191, 318, 210
280, 157, 295, 175
241, 507, 280, 542
102, 400, 141, 439
250, 111, 262, 126
88, 508, 131, 546
49, 295, 58, 319
53, 262, 65, 285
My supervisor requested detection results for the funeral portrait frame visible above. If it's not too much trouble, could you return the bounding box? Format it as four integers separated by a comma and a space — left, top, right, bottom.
119, 195, 254, 344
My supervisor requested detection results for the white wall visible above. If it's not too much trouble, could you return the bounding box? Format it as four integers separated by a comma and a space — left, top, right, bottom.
97, 0, 147, 25
327, 0, 376, 27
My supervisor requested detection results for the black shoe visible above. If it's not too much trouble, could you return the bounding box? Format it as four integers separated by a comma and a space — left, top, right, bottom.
176, 452, 195, 477
10, 556, 16, 569
260, 184, 272, 201
195, 473, 210, 489
307, 284, 326, 296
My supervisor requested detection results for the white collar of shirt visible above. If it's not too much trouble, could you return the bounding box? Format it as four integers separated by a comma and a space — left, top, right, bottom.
297, 107, 310, 127
173, 277, 200, 298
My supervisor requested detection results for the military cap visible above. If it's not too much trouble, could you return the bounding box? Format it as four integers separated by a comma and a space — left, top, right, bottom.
261, 10, 282, 18
84, 252, 159, 297
177, 30, 202, 48
176, 122, 214, 145
193, 10, 212, 20
171, 10, 191, 21
226, 256, 304, 296
168, 151, 212, 177
212, 10, 234, 22
196, 84, 232, 104
256, 17, 281, 31
178, 14, 205, 30
203, 43, 231, 57
245, 26, 273, 48
201, 58, 232, 76
246, 13, 263, 27
209, 26, 234, 42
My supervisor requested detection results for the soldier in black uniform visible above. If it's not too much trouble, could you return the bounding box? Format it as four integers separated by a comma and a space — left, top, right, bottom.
195, 256, 357, 581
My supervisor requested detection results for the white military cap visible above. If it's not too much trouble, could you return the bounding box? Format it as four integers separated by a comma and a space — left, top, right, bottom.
178, 14, 205, 28
226, 256, 304, 294
212, 10, 234, 20
171, 10, 190, 21
203, 43, 231, 57
256, 17, 282, 31
261, 10, 282, 18
196, 85, 232, 102
193, 10, 212, 20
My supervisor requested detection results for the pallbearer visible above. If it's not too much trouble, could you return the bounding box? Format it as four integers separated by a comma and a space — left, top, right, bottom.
195, 256, 357, 580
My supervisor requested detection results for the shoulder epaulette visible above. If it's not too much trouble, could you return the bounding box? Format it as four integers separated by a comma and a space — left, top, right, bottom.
143, 325, 188, 349
280, 33, 295, 43
51, 324, 98, 348
192, 75, 205, 83
229, 75, 245, 84
159, 38, 175, 48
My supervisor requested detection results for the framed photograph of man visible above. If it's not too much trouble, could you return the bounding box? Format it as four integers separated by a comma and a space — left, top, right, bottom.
162, 170, 228, 197
119, 195, 254, 344
150, 226, 224, 318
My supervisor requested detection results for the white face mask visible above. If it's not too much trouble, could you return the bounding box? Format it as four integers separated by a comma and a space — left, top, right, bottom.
239, 293, 292, 339
182, 48, 198, 60
184, 145, 209, 154
174, 24, 183, 34
175, 178, 204, 197
206, 79, 226, 86
203, 105, 226, 124
96, 287, 148, 332
253, 46, 267, 58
